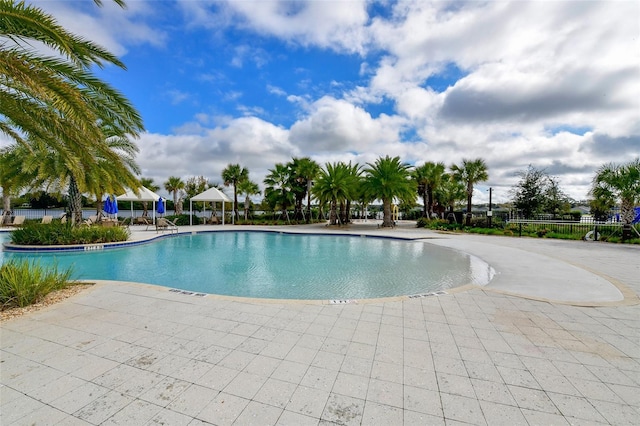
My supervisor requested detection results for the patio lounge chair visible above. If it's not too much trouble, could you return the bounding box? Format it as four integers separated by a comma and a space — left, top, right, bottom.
133, 216, 150, 225
8, 215, 25, 227
83, 215, 98, 226
155, 218, 178, 233
41, 215, 53, 224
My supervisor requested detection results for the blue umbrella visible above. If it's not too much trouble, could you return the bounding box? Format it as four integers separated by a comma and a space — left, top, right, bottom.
157, 197, 165, 216
102, 195, 118, 219
111, 195, 118, 218
103, 195, 113, 217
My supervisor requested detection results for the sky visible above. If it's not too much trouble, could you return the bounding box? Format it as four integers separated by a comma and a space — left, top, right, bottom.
16, 0, 640, 203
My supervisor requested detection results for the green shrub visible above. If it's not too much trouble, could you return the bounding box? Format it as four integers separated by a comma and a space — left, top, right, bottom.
10, 222, 129, 245
536, 228, 549, 237
0, 259, 75, 309
568, 211, 582, 221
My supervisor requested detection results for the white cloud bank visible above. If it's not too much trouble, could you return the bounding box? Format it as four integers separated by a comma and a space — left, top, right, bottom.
16, 1, 640, 204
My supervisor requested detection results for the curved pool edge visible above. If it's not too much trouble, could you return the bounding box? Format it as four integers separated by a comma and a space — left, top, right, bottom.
4, 223, 636, 307
424, 236, 639, 307
1, 225, 431, 253
81, 279, 481, 306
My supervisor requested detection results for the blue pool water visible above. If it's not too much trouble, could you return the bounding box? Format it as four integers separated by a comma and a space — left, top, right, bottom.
0, 231, 493, 300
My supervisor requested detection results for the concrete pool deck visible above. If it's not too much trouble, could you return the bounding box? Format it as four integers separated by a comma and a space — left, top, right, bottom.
1, 223, 639, 425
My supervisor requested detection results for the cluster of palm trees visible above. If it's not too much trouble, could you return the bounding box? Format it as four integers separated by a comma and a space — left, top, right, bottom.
285, 156, 488, 227
151, 156, 490, 228
1, 0, 143, 224
203, 156, 489, 228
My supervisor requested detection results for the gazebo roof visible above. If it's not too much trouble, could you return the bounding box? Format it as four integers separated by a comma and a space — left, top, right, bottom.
191, 187, 231, 202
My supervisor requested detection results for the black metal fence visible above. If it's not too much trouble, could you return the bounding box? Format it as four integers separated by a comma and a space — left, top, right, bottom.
505, 219, 626, 240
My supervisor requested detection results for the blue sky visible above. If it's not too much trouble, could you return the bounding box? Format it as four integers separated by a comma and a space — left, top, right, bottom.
17, 1, 640, 202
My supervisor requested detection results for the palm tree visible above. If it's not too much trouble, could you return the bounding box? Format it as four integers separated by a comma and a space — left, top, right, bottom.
264, 163, 293, 220
140, 177, 159, 218
222, 164, 248, 222
363, 156, 415, 228
164, 176, 185, 215
591, 158, 640, 226
237, 179, 261, 220
436, 175, 466, 219
6, 125, 140, 224
451, 158, 489, 226
413, 162, 446, 219
290, 157, 321, 223
341, 162, 362, 224
0, 1, 143, 183
313, 162, 360, 226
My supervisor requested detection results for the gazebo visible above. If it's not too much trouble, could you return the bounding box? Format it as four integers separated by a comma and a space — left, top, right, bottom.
117, 186, 163, 224
190, 187, 232, 225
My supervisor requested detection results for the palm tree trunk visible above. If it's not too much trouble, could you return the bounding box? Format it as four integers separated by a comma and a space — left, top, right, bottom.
466, 185, 473, 226
330, 200, 338, 225
306, 181, 312, 223
422, 191, 428, 219
2, 188, 11, 225
427, 187, 434, 218
382, 199, 393, 227
244, 195, 250, 220
234, 184, 239, 221
68, 176, 83, 225
621, 198, 634, 225
345, 200, 352, 224
173, 192, 178, 215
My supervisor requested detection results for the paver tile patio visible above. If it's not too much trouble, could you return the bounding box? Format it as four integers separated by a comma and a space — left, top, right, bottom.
1, 225, 638, 425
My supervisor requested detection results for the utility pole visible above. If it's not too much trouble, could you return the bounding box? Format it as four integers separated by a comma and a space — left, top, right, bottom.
487, 187, 493, 227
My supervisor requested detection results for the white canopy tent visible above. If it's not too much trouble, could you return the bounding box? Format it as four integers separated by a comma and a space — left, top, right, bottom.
190, 187, 232, 225
117, 186, 163, 224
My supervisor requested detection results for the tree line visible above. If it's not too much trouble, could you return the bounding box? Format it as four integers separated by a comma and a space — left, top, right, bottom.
151, 157, 489, 228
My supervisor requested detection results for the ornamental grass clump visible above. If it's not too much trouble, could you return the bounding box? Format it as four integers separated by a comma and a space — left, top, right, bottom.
10, 222, 129, 245
0, 259, 75, 309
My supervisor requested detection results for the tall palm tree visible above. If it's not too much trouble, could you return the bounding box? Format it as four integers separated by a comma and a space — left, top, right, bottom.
363, 156, 415, 228
591, 158, 640, 226
237, 179, 261, 220
451, 158, 489, 226
164, 176, 185, 215
222, 163, 248, 222
264, 163, 293, 220
140, 177, 159, 218
7, 125, 140, 224
290, 157, 321, 223
436, 175, 466, 219
413, 162, 446, 219
0, 1, 143, 184
313, 162, 359, 226
341, 162, 362, 224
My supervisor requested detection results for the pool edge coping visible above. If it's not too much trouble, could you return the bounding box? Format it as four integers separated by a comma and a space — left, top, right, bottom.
3, 226, 637, 307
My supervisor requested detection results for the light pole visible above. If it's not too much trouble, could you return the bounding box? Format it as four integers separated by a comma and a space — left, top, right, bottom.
487, 187, 493, 227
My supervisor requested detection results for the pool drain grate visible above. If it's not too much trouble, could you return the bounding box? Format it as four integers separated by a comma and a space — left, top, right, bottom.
408, 291, 448, 299
169, 288, 207, 297
329, 299, 358, 304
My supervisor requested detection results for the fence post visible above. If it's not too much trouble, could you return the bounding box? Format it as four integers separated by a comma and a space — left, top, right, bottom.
594, 225, 598, 241
519, 222, 522, 237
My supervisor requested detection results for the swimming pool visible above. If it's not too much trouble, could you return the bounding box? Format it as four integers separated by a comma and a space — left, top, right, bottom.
0, 231, 493, 300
